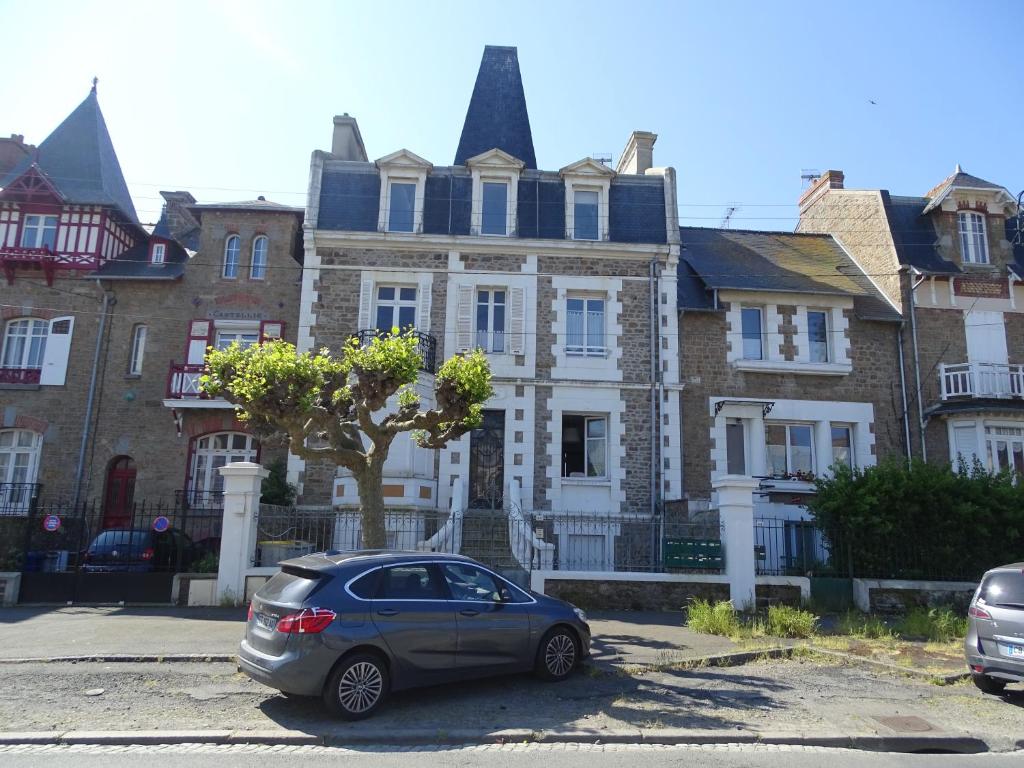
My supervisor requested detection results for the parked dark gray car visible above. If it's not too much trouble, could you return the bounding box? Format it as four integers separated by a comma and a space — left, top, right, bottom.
965, 562, 1024, 694
238, 550, 591, 719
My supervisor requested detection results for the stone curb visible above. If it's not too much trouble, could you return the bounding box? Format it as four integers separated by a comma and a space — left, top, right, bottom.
598, 646, 796, 672
0, 729, 991, 753
0, 654, 237, 665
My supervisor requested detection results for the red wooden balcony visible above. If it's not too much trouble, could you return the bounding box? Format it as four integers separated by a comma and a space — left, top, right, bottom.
0, 367, 41, 385
1, 247, 57, 286
166, 362, 208, 398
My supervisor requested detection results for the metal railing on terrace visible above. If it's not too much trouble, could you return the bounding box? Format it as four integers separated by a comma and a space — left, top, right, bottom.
940, 362, 1024, 400
0, 482, 42, 516
353, 330, 437, 375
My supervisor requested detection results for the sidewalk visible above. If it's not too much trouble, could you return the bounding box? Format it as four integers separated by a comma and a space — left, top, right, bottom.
0, 606, 739, 666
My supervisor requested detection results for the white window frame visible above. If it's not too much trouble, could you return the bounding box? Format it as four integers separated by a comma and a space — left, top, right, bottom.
250, 235, 268, 280
0, 429, 42, 504
726, 418, 749, 475
150, 242, 165, 265
386, 180, 418, 233
807, 309, 830, 363
189, 432, 258, 497
765, 422, 816, 478
560, 158, 614, 241
740, 306, 764, 360
20, 214, 58, 250
480, 180, 511, 236
467, 149, 523, 237
570, 186, 601, 241
375, 149, 431, 234
959, 211, 989, 265
565, 293, 606, 357
475, 288, 508, 353
985, 424, 1024, 475
128, 324, 147, 375
214, 322, 260, 351
1, 318, 48, 369
561, 414, 608, 480
373, 284, 418, 333
830, 423, 854, 470
222, 235, 240, 279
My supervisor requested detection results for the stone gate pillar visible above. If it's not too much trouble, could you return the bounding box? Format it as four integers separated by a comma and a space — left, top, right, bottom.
217, 462, 269, 606
713, 475, 760, 611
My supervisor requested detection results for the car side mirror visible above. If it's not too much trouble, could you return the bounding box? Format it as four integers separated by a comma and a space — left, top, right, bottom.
498, 587, 513, 603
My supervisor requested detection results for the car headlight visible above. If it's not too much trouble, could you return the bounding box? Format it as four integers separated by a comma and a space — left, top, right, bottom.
573, 606, 587, 623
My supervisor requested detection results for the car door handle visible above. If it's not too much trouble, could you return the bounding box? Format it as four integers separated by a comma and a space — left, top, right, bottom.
376, 608, 399, 616
459, 608, 480, 617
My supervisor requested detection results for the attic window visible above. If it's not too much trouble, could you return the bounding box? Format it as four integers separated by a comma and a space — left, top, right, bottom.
481, 182, 509, 236
387, 182, 416, 233
151, 243, 165, 265
572, 189, 600, 241
959, 212, 989, 265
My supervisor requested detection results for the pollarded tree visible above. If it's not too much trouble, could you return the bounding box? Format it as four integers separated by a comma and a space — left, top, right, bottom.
202, 331, 493, 548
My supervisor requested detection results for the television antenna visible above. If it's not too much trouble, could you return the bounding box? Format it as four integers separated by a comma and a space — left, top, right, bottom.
720, 205, 740, 228
592, 153, 612, 166
800, 168, 821, 188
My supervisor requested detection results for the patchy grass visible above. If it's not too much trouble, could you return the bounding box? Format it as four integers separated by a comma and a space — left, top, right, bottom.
894, 608, 968, 643
836, 610, 895, 639
686, 599, 744, 637
766, 605, 818, 638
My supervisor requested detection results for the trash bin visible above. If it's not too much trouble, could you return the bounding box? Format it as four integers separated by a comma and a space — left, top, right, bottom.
257, 540, 314, 566
42, 550, 69, 572
24, 551, 44, 572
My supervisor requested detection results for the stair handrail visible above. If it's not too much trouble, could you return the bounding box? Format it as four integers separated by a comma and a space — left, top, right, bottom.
418, 476, 465, 554
507, 481, 554, 571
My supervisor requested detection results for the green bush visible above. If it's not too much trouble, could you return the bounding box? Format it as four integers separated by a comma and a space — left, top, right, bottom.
894, 608, 968, 643
687, 599, 742, 636
837, 610, 894, 639
766, 604, 818, 638
806, 458, 1024, 580
191, 553, 219, 574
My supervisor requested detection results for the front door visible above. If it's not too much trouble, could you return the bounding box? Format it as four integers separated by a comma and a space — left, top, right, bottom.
439, 562, 532, 671
370, 563, 457, 679
102, 456, 136, 529
468, 410, 504, 509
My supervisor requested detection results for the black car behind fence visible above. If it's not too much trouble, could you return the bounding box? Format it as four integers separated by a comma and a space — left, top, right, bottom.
3, 493, 223, 604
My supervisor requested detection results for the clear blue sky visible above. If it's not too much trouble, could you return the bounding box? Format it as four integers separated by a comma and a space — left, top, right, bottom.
1, 0, 1020, 230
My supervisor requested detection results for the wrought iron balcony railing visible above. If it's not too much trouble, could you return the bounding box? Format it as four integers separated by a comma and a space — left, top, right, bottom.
940, 362, 1024, 401
0, 482, 42, 516
353, 330, 437, 374
0, 367, 41, 385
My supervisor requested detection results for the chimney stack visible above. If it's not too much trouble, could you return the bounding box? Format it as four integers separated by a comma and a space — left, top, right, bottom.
616, 131, 657, 175
159, 190, 199, 241
798, 169, 844, 213
331, 114, 368, 162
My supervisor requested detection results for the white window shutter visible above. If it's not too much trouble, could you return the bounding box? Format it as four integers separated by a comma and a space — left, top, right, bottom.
509, 286, 526, 355
417, 277, 432, 333
39, 316, 74, 386
456, 285, 474, 352
358, 278, 374, 330
952, 424, 980, 471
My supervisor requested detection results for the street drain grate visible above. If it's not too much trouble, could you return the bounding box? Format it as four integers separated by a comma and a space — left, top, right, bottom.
872, 715, 938, 733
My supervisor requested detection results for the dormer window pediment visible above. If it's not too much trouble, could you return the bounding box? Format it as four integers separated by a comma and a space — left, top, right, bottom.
375, 149, 432, 234
375, 148, 433, 171
467, 149, 523, 237
560, 157, 615, 241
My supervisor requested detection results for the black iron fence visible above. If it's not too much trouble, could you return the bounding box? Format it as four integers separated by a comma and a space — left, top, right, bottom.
353, 329, 437, 374
0, 483, 42, 516
754, 517, 984, 582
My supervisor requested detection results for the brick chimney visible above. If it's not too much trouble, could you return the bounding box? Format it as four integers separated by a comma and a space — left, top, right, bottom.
798, 170, 844, 213
332, 114, 368, 161
159, 190, 199, 241
616, 131, 657, 175
0, 133, 34, 178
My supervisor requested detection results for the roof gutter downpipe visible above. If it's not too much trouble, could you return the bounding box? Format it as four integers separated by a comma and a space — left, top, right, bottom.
649, 258, 659, 560
897, 322, 913, 465
72, 284, 112, 510
907, 267, 927, 462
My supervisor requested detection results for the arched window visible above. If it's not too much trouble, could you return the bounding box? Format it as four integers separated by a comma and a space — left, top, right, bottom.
250, 235, 268, 280
958, 211, 989, 264
223, 235, 241, 278
2, 318, 48, 369
0, 429, 42, 511
188, 432, 259, 500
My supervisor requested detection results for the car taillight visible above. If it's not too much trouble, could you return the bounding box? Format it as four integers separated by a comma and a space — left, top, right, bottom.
141, 548, 154, 561
969, 605, 992, 620
247, 603, 254, 621
276, 608, 336, 634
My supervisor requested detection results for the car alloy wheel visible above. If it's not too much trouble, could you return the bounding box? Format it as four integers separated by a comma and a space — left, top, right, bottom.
544, 632, 576, 678
324, 654, 389, 720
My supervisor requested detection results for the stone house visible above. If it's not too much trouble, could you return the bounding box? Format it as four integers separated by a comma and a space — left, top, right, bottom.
798, 169, 1024, 473
0, 87, 303, 518
294, 46, 682, 568
675, 226, 904, 569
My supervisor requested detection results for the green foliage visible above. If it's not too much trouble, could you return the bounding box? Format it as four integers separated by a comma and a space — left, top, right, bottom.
806, 457, 1024, 580
837, 610, 894, 639
894, 608, 968, 643
260, 459, 296, 506
766, 604, 818, 638
191, 553, 219, 574
687, 599, 743, 637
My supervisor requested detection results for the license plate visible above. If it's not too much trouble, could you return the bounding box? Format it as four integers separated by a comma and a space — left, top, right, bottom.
255, 613, 277, 631
1009, 645, 1024, 658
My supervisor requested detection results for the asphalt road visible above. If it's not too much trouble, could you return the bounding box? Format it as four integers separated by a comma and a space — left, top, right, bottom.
2, 743, 1023, 768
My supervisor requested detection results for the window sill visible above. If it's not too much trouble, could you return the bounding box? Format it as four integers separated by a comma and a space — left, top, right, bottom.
0, 383, 41, 391
565, 349, 610, 359
561, 477, 611, 487
758, 478, 816, 493
732, 359, 852, 376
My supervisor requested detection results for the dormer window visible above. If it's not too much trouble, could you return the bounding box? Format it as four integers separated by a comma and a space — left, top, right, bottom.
573, 190, 600, 240
467, 149, 523, 237
959, 211, 989, 264
376, 149, 432, 234
387, 182, 416, 233
151, 243, 165, 265
560, 157, 614, 241
20, 215, 58, 250
481, 182, 509, 235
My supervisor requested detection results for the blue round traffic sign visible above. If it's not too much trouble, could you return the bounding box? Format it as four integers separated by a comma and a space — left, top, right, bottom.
152, 515, 171, 533
42, 514, 61, 532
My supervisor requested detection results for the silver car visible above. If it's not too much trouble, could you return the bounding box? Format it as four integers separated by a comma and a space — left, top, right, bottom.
965, 563, 1024, 694
238, 550, 591, 719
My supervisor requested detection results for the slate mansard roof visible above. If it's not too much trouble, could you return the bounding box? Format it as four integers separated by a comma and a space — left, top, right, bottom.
1, 90, 139, 224
678, 227, 901, 322
317, 163, 668, 244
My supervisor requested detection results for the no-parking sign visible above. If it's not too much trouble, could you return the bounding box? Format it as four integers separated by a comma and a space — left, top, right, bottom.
152, 515, 171, 533
42, 514, 61, 532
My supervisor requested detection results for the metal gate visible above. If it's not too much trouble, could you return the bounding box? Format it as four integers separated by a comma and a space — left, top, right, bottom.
13, 495, 222, 604
468, 410, 504, 510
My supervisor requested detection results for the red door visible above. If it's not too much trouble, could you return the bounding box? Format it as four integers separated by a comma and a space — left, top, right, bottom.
103, 456, 137, 529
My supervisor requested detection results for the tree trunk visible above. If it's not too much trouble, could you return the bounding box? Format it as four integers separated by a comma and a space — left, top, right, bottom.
355, 461, 387, 549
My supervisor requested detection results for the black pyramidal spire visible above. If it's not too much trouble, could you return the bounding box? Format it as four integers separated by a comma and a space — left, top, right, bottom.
454, 46, 537, 169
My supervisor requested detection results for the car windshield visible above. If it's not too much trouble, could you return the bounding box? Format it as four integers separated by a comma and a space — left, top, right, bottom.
91, 531, 151, 549
979, 571, 1024, 608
